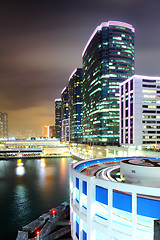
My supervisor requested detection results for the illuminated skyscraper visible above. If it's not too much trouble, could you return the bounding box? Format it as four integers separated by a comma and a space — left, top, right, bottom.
61, 87, 70, 141
61, 87, 69, 120
46, 125, 55, 138
55, 99, 62, 139
68, 68, 83, 143
0, 112, 8, 138
120, 75, 160, 148
82, 21, 135, 145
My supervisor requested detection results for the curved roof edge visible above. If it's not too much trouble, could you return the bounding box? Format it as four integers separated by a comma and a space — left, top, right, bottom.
68, 68, 77, 83
82, 21, 135, 57
68, 68, 83, 83
61, 86, 68, 95
55, 98, 61, 102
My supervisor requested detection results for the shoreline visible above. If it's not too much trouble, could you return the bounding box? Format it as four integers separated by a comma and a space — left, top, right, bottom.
0, 154, 72, 160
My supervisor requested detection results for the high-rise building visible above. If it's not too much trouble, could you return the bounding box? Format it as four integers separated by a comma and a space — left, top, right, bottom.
82, 21, 135, 145
45, 125, 55, 138
61, 87, 69, 120
0, 112, 8, 138
120, 75, 160, 148
61, 87, 70, 141
55, 98, 62, 140
68, 68, 83, 143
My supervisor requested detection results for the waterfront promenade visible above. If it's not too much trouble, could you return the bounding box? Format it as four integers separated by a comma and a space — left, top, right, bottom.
70, 143, 160, 160
0, 138, 71, 159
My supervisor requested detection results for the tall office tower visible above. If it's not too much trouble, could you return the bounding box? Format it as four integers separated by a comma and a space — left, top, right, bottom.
55, 99, 62, 140
0, 112, 8, 138
68, 68, 83, 143
82, 21, 135, 145
61, 87, 70, 141
120, 75, 160, 149
45, 125, 55, 138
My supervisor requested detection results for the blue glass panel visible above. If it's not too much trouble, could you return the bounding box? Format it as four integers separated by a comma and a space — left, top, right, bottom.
76, 221, 79, 237
137, 196, 160, 218
82, 205, 87, 209
96, 186, 108, 205
83, 230, 87, 240
83, 181, 87, 195
113, 191, 132, 213
76, 177, 79, 189
95, 213, 108, 221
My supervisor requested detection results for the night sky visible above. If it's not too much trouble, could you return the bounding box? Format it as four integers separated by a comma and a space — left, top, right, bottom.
1, 0, 160, 137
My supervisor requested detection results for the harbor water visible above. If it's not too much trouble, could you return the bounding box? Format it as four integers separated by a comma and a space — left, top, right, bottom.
0, 157, 73, 240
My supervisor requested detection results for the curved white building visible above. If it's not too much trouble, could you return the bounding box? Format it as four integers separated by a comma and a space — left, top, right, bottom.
70, 157, 160, 240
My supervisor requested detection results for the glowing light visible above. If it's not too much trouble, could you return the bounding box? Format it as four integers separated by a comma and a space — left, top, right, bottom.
40, 159, 46, 167
36, 230, 40, 240
17, 159, 23, 166
16, 166, 25, 176
60, 158, 66, 187
52, 209, 56, 215
45, 125, 50, 138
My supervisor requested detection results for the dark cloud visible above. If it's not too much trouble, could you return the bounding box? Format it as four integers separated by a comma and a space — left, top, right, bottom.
0, 0, 160, 136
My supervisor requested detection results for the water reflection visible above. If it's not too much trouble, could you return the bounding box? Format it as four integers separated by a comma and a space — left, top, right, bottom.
16, 160, 25, 176
17, 159, 23, 166
38, 159, 56, 200
13, 185, 31, 220
60, 158, 67, 187
0, 157, 73, 240
16, 166, 25, 176
40, 158, 46, 168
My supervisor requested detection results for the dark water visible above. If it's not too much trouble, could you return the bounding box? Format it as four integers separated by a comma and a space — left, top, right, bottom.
0, 157, 73, 240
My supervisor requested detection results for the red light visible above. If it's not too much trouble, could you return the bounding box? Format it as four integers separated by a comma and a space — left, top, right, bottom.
36, 230, 40, 235
52, 209, 56, 214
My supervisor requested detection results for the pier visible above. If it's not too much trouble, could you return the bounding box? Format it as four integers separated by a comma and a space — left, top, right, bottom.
16, 202, 71, 240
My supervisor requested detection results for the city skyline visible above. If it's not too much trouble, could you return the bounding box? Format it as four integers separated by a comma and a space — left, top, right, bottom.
1, 0, 160, 136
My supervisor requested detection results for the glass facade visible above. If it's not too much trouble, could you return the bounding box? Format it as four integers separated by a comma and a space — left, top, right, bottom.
55, 99, 62, 139
0, 112, 8, 138
61, 87, 69, 141
68, 68, 83, 143
61, 86, 69, 120
82, 21, 135, 145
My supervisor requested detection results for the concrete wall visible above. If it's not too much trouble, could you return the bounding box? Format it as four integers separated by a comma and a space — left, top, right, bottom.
120, 160, 160, 187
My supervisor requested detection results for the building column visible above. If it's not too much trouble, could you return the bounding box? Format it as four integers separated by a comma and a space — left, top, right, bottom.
79, 218, 83, 240
108, 187, 113, 240
72, 211, 76, 240
79, 178, 83, 213
87, 176, 96, 240
132, 191, 137, 240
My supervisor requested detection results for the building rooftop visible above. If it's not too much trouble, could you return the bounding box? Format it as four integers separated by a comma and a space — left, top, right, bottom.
122, 158, 160, 167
